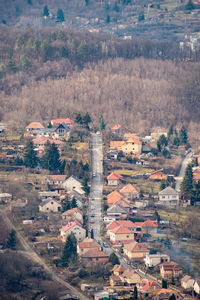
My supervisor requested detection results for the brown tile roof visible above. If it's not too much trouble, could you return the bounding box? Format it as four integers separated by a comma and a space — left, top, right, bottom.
124, 241, 149, 253
110, 225, 133, 234
81, 249, 108, 258
150, 169, 164, 176
51, 118, 72, 127
78, 237, 100, 249
120, 183, 140, 195
110, 275, 122, 282
107, 190, 123, 205
47, 175, 66, 181
161, 261, 182, 271
107, 172, 123, 180
60, 221, 83, 232
26, 122, 44, 129
124, 133, 142, 145
112, 264, 127, 273
111, 124, 121, 131
62, 207, 82, 216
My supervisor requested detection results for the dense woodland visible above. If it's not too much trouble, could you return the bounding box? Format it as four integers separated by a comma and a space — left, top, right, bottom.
0, 27, 200, 144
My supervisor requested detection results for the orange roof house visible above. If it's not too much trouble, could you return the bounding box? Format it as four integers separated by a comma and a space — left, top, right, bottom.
134, 220, 158, 234
123, 241, 149, 260
112, 264, 127, 276
62, 207, 83, 225
77, 237, 101, 255
107, 220, 135, 243
26, 122, 44, 132
81, 249, 109, 263
110, 141, 124, 149
120, 184, 140, 200
107, 172, 123, 186
160, 261, 182, 279
107, 190, 124, 206
111, 124, 121, 131
51, 118, 72, 128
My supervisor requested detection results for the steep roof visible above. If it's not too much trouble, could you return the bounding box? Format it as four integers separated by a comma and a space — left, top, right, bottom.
120, 183, 140, 194
142, 281, 160, 291
78, 237, 100, 249
51, 118, 72, 127
107, 220, 135, 231
107, 172, 123, 180
107, 190, 123, 205
107, 203, 128, 214
110, 224, 133, 234
159, 186, 179, 196
60, 221, 83, 233
62, 207, 82, 216
150, 169, 164, 176
112, 264, 127, 273
124, 133, 142, 145
124, 241, 149, 253
81, 249, 108, 258
26, 122, 44, 129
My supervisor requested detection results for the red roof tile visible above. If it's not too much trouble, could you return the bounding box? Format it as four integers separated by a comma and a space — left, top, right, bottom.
107, 172, 123, 180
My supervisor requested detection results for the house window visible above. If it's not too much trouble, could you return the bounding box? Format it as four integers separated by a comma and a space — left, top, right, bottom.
96, 258, 99, 261
162, 196, 165, 199
126, 235, 129, 238
125, 148, 128, 150
46, 207, 49, 210
132, 148, 135, 150
51, 202, 53, 204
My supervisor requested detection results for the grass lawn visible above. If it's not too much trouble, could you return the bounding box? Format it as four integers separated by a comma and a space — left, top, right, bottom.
0, 135, 21, 141
114, 166, 154, 176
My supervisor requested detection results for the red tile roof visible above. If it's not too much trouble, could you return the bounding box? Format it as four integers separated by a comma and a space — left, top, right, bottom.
107, 220, 135, 231
107, 190, 123, 205
111, 124, 121, 131
60, 221, 82, 232
161, 261, 182, 271
51, 118, 72, 127
110, 224, 133, 234
110, 141, 124, 148
107, 172, 123, 180
124, 241, 149, 253
142, 281, 159, 291
134, 220, 158, 228
124, 133, 142, 145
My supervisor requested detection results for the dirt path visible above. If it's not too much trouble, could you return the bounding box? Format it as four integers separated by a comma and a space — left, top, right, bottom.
0, 210, 89, 300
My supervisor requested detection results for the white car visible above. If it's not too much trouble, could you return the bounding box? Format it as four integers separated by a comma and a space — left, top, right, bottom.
96, 131, 100, 135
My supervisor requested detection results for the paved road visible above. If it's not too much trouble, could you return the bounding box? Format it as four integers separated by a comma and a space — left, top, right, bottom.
175, 150, 193, 192
89, 133, 103, 243
0, 210, 88, 300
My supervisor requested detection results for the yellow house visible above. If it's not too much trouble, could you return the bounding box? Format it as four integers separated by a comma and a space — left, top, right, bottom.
160, 262, 182, 279
39, 198, 61, 213
109, 225, 135, 242
123, 241, 149, 260
110, 135, 142, 157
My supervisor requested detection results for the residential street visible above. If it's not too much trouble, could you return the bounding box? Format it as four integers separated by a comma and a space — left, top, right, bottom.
89, 132, 103, 243
175, 150, 193, 192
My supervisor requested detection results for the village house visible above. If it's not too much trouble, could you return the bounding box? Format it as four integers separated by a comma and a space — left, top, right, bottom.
77, 237, 101, 255
110, 267, 141, 287
25, 121, 44, 135
62, 176, 86, 207
181, 275, 195, 290
153, 289, 183, 300
120, 183, 140, 200
193, 168, 200, 183
59, 221, 86, 242
0, 193, 12, 203
62, 175, 83, 192
109, 225, 135, 243
110, 134, 142, 157
160, 261, 182, 279
39, 191, 60, 200
194, 279, 200, 294
80, 249, 109, 264
137, 280, 160, 297
107, 220, 136, 236
62, 207, 83, 225
149, 169, 168, 180
52, 123, 70, 140
112, 264, 127, 276
107, 172, 123, 186
123, 241, 149, 260
107, 190, 124, 207
51, 118, 72, 128
137, 220, 158, 234
111, 124, 121, 133
106, 203, 128, 220
158, 187, 180, 207
144, 253, 170, 267
39, 198, 61, 213
44, 174, 66, 186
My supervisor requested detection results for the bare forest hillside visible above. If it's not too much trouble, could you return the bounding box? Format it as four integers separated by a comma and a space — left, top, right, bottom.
1, 57, 200, 143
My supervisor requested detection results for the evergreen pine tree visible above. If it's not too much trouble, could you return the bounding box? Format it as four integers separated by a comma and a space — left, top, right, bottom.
42, 142, 61, 171
7, 229, 16, 249
167, 125, 173, 140
43, 5, 49, 17
99, 114, 105, 131
133, 286, 138, 300
83, 112, 91, 127
71, 197, 77, 208
91, 229, 94, 239
181, 164, 193, 197
61, 233, 77, 267
57, 9, 65, 22
179, 126, 188, 144
24, 141, 38, 168
109, 252, 120, 265
75, 113, 83, 124
162, 279, 168, 289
